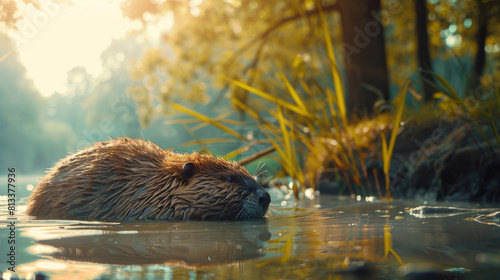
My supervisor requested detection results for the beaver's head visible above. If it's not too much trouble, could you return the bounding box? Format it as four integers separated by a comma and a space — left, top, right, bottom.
160, 153, 271, 221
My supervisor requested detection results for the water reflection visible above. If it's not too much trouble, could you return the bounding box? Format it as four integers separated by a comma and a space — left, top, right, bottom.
474, 211, 500, 227
408, 205, 500, 218
1, 196, 500, 279
30, 220, 270, 266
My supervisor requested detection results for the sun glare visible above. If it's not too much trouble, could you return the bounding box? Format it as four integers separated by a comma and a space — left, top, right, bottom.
8, 0, 130, 97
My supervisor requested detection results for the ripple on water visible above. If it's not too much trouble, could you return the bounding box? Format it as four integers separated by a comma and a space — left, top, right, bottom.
1, 197, 500, 279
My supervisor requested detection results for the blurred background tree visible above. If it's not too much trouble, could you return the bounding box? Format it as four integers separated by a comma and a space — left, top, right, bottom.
121, 0, 348, 122
338, 0, 389, 116
0, 0, 37, 28
122, 0, 499, 121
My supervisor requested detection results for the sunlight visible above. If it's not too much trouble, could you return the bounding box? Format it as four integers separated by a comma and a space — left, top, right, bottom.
8, 0, 130, 96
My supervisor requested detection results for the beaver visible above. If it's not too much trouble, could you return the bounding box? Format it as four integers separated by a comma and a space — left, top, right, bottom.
26, 137, 271, 221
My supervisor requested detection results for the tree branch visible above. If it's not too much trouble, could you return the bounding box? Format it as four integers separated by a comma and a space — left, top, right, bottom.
224, 3, 339, 68
238, 146, 276, 166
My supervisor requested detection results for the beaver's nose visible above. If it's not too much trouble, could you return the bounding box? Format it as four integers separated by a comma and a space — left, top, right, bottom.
258, 190, 271, 207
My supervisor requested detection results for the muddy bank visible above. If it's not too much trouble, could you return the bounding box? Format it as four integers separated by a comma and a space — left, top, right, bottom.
390, 119, 500, 202
316, 117, 500, 202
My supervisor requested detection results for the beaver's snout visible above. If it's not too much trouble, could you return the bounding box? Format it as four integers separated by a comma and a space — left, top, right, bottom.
257, 188, 271, 211
239, 177, 271, 219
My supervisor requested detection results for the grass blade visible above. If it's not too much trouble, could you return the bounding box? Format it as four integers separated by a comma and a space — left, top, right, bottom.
423, 70, 462, 103
381, 81, 408, 199
169, 102, 248, 141
224, 145, 251, 159
487, 113, 500, 148
191, 111, 248, 130
231, 97, 262, 121
317, 0, 347, 125
164, 119, 202, 125
387, 81, 408, 162
496, 87, 500, 111
280, 72, 309, 113
192, 119, 248, 131
181, 138, 239, 147
222, 75, 312, 117
380, 132, 388, 173
276, 106, 292, 158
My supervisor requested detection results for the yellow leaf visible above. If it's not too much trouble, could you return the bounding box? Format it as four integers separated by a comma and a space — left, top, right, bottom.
433, 92, 445, 99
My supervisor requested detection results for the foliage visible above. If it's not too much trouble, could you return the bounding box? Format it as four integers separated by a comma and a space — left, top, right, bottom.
167, 4, 410, 199
0, 31, 207, 174
0, 0, 38, 29
123, 0, 500, 120
123, 0, 342, 125
384, 0, 500, 95
428, 71, 500, 152
0, 32, 74, 173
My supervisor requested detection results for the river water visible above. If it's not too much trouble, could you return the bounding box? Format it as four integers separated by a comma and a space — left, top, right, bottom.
1, 177, 500, 279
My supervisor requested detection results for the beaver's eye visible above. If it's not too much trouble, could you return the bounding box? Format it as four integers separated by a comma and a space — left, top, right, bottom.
226, 176, 239, 183
220, 174, 239, 183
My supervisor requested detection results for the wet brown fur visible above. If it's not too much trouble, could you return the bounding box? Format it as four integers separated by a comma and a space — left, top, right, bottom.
26, 138, 270, 221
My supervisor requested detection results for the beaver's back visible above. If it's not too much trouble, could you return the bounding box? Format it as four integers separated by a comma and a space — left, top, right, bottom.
26, 138, 175, 220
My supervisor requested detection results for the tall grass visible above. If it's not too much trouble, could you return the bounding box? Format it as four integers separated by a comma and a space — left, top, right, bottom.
425, 71, 500, 153
166, 1, 410, 200
380, 82, 408, 199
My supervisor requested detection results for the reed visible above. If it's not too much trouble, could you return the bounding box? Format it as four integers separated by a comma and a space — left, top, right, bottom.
380, 82, 408, 200
166, 1, 412, 199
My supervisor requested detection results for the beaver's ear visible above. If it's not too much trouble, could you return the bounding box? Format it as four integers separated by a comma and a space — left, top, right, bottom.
182, 162, 195, 179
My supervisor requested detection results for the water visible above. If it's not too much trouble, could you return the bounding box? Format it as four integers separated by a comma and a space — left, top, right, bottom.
1, 178, 500, 279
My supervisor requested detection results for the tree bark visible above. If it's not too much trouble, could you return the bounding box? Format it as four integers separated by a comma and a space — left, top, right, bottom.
415, 0, 436, 102
468, 0, 488, 96
339, 0, 390, 117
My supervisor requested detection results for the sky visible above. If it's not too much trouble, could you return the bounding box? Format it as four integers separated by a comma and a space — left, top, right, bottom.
8, 0, 130, 97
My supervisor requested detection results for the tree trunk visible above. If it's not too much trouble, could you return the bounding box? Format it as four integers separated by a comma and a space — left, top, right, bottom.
339, 0, 390, 117
468, 0, 488, 96
415, 0, 436, 102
